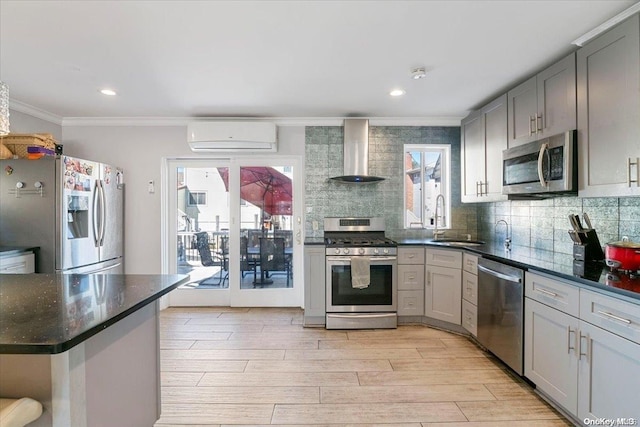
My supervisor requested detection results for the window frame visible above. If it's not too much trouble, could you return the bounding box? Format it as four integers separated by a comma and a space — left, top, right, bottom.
187, 191, 208, 206
403, 144, 451, 230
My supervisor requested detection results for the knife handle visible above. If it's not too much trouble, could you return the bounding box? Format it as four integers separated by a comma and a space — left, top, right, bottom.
583, 213, 593, 230
573, 214, 584, 230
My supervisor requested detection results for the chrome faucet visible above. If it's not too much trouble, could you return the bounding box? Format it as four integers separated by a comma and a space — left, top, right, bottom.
433, 194, 446, 240
495, 219, 511, 251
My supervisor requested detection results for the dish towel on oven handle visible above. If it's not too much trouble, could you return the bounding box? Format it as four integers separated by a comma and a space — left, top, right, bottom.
350, 256, 371, 289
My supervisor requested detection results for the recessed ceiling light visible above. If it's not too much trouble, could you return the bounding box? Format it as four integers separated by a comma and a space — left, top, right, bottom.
100, 89, 117, 96
411, 67, 427, 79
390, 89, 405, 97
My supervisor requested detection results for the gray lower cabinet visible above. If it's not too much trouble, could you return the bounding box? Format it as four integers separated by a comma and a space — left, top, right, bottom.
303, 245, 326, 326
425, 248, 462, 325
577, 14, 640, 197
524, 271, 640, 422
507, 53, 576, 148
461, 253, 478, 336
461, 94, 508, 203
525, 298, 580, 413
397, 247, 425, 316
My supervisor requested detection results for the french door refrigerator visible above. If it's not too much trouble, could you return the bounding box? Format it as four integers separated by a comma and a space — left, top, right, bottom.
0, 156, 124, 274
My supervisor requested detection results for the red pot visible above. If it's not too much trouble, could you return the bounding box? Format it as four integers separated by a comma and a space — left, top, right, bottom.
605, 238, 640, 271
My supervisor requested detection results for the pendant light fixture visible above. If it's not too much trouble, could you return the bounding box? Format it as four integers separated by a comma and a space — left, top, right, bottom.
0, 81, 9, 136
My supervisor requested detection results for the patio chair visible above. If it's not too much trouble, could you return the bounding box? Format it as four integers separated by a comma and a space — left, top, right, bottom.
240, 235, 257, 280
194, 231, 228, 287
258, 237, 290, 287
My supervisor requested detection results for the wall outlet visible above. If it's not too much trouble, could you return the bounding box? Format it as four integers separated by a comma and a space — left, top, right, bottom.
148, 180, 155, 194
312, 220, 319, 231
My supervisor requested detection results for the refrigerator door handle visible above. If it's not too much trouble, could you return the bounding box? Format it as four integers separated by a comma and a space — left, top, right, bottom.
92, 180, 101, 247
99, 180, 106, 246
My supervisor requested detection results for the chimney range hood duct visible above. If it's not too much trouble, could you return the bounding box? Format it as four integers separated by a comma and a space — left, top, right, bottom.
330, 119, 384, 183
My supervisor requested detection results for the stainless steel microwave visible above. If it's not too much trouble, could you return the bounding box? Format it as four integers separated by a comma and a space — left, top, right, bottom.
502, 130, 577, 198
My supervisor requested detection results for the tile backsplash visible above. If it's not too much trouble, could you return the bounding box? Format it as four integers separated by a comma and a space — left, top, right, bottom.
477, 197, 640, 255
304, 126, 477, 240
304, 125, 639, 252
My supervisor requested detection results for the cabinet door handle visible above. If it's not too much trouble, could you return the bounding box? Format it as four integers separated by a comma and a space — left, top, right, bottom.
529, 115, 535, 136
579, 332, 590, 361
426, 271, 431, 286
628, 157, 639, 187
2, 261, 27, 272
536, 113, 543, 133
567, 326, 576, 354
535, 287, 558, 298
476, 181, 481, 197
597, 310, 632, 324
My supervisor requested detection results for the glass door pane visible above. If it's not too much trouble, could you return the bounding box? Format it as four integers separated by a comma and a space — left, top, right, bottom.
170, 162, 231, 306
237, 165, 293, 290
166, 158, 302, 308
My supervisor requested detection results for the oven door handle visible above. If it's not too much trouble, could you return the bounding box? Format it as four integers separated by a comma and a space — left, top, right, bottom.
328, 313, 397, 319
326, 256, 397, 262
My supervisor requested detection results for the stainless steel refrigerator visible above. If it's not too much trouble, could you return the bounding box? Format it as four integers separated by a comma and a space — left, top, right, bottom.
0, 156, 124, 274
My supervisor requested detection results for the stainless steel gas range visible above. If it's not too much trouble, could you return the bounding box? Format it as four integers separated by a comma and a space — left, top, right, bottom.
324, 217, 398, 329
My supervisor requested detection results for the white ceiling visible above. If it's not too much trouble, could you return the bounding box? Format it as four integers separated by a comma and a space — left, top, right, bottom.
0, 0, 637, 122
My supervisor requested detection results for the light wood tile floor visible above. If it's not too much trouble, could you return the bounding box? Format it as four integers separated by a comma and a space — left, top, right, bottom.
155, 307, 571, 427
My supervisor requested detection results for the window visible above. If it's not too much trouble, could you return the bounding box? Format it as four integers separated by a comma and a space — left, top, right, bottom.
404, 144, 451, 229
188, 191, 207, 206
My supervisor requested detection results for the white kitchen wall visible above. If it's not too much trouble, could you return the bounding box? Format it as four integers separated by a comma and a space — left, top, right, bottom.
7, 110, 62, 141
61, 124, 304, 273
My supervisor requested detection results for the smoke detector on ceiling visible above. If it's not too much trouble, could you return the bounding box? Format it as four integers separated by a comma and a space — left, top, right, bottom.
410, 67, 427, 79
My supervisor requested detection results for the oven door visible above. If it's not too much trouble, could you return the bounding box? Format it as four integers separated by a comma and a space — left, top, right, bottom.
325, 256, 397, 313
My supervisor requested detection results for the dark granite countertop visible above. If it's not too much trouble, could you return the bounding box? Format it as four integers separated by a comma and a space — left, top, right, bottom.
0, 246, 39, 257
393, 238, 640, 302
0, 274, 189, 354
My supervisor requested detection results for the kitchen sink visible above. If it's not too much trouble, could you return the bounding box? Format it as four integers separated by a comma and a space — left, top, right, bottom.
428, 239, 486, 247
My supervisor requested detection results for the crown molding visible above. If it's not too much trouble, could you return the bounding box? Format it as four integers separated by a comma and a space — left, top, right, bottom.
61, 116, 463, 127
9, 99, 64, 125
571, 2, 640, 46
8, 100, 464, 128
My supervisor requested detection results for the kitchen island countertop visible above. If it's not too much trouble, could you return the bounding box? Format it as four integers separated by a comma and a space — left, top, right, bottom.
393, 238, 640, 302
0, 273, 189, 354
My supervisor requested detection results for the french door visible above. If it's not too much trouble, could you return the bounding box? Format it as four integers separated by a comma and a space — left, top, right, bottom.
163, 157, 303, 307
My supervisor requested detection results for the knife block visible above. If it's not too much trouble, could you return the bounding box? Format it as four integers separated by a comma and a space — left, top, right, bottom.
573, 229, 604, 261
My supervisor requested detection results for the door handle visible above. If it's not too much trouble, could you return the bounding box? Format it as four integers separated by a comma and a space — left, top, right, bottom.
529, 115, 535, 136
92, 180, 100, 247
536, 113, 543, 133
99, 180, 106, 246
628, 157, 639, 187
579, 332, 590, 361
567, 326, 576, 354
537, 142, 549, 187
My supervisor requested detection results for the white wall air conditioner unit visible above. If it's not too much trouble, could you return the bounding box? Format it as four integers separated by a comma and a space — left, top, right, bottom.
187, 121, 278, 152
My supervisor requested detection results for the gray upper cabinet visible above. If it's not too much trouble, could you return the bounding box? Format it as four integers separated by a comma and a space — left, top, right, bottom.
461, 94, 508, 203
507, 53, 577, 147
577, 14, 640, 197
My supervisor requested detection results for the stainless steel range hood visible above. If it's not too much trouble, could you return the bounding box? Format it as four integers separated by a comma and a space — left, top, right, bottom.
330, 119, 385, 183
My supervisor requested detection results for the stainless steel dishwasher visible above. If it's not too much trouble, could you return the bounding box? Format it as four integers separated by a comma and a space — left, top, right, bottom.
477, 257, 524, 375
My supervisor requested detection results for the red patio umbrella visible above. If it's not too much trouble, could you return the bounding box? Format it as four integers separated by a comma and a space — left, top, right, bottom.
217, 166, 292, 217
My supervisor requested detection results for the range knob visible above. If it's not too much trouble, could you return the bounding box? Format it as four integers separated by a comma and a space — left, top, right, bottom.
383, 248, 389, 254
358, 248, 365, 255
373, 248, 379, 254
334, 248, 341, 255
343, 248, 350, 255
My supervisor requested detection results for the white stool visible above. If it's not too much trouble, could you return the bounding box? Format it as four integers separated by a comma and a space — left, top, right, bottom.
0, 398, 43, 427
